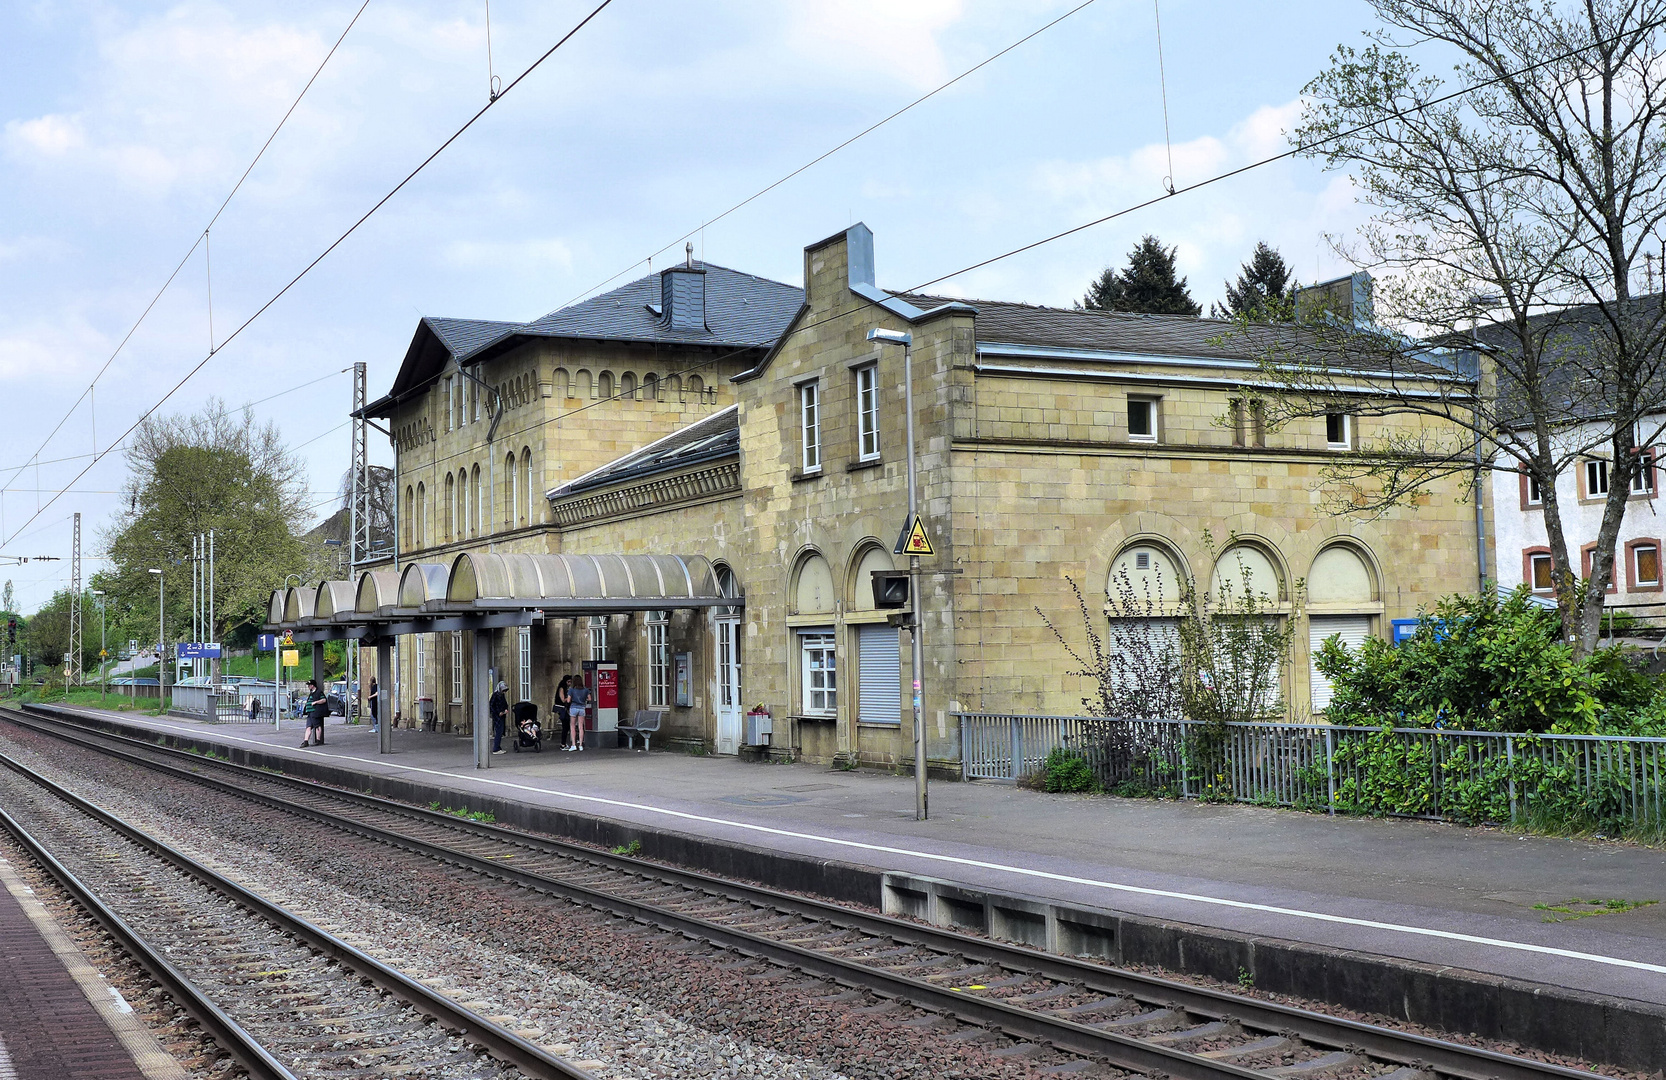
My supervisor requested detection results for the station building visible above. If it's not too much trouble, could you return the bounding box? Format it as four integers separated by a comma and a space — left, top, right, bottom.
305, 225, 1486, 776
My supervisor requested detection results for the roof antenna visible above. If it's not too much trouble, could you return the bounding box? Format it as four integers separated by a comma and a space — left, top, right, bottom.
686, 241, 694, 269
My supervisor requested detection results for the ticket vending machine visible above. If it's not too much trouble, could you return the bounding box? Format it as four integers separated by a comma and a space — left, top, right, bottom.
581, 661, 620, 748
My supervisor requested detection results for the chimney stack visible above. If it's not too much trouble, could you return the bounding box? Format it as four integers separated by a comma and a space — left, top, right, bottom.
660, 249, 708, 332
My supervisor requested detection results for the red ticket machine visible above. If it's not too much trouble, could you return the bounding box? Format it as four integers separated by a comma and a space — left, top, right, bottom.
582, 661, 620, 747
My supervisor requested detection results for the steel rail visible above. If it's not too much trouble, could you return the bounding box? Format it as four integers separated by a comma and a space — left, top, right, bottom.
8, 705, 1615, 1080
0, 800, 301, 1080
0, 743, 598, 1080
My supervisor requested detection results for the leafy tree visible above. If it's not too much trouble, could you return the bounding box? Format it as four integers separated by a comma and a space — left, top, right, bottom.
1240, 0, 1666, 656
99, 399, 312, 651
1080, 235, 1201, 315
1211, 242, 1295, 321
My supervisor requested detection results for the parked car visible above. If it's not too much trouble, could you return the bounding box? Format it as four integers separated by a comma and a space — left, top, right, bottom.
110, 677, 160, 687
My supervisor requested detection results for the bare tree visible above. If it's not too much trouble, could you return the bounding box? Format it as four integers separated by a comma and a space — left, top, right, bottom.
1242, 0, 1666, 655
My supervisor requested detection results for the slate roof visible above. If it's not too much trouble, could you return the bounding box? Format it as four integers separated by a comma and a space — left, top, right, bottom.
1475, 294, 1666, 430
364, 263, 802, 418
550, 405, 739, 498
902, 293, 1463, 377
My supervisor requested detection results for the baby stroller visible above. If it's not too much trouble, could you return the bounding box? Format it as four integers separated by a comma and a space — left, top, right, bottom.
513, 701, 541, 752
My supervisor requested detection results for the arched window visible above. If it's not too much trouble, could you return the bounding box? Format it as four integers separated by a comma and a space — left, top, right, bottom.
688, 374, 705, 400
598, 371, 614, 400
620, 372, 637, 399
791, 551, 835, 615
504, 452, 517, 529
848, 545, 894, 610
575, 369, 593, 399
415, 482, 426, 548
643, 372, 659, 401
402, 485, 414, 551
471, 465, 482, 537
521, 447, 534, 525
553, 367, 572, 399
716, 563, 741, 617
1108, 542, 1185, 605
1212, 543, 1286, 602
444, 473, 455, 541
669, 374, 683, 401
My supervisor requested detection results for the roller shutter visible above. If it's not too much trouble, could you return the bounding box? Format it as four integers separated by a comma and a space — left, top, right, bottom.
1309, 615, 1372, 711
857, 624, 902, 725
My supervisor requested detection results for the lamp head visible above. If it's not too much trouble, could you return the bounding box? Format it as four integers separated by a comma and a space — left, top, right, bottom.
147, 568, 162, 576
867, 328, 912, 347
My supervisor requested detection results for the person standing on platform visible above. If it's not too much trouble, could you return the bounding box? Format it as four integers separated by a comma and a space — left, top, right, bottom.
300, 679, 328, 748
490, 680, 509, 755
567, 674, 591, 752
553, 676, 573, 750
368, 675, 380, 735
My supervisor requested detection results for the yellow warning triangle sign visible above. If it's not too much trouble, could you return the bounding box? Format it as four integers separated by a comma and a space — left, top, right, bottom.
894, 515, 935, 557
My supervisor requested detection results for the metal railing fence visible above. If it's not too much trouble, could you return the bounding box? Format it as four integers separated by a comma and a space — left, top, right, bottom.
170, 685, 282, 725
957, 712, 1666, 831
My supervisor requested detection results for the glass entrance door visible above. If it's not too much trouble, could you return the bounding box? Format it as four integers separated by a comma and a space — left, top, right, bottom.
715, 616, 742, 754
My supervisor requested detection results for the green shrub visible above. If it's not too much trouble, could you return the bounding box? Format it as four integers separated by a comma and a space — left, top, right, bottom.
1313, 587, 1656, 734
1041, 748, 1098, 793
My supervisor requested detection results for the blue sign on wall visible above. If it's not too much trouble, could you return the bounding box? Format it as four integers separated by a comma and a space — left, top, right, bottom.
177, 642, 223, 659
256, 634, 278, 650
1391, 619, 1421, 645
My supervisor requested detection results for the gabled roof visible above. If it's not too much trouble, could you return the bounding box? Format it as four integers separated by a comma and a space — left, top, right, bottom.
364, 263, 802, 418
550, 405, 739, 498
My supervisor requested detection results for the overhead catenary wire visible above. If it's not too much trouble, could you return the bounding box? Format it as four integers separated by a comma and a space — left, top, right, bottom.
0, 0, 617, 550
0, 0, 374, 505
554, 0, 1103, 312
409, 27, 1646, 483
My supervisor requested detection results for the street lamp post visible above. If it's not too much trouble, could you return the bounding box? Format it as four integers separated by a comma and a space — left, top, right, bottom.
148, 569, 164, 702
867, 327, 928, 821
90, 590, 106, 705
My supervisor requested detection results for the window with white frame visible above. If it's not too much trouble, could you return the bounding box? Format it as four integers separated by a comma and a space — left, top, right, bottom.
449, 631, 463, 704
1529, 552, 1554, 592
800, 381, 822, 472
445, 376, 455, 432
517, 625, 531, 702
1325, 411, 1352, 449
415, 635, 425, 700
800, 632, 837, 715
1636, 543, 1661, 588
647, 611, 670, 708
1586, 459, 1610, 497
1525, 471, 1543, 505
589, 616, 607, 662
856, 363, 880, 461
1127, 397, 1157, 442
1632, 451, 1655, 494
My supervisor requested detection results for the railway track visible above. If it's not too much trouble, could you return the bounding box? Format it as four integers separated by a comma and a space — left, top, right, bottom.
0, 724, 595, 1080
1, 706, 1619, 1080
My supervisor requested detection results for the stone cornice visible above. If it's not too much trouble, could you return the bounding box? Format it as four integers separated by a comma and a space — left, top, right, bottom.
549, 459, 741, 528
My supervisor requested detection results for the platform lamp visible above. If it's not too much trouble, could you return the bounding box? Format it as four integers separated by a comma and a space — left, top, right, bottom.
148, 568, 164, 698
867, 326, 928, 822
90, 589, 106, 705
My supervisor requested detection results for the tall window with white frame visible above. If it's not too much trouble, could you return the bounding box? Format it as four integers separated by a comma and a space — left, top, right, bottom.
647, 611, 670, 708
856, 363, 880, 461
1632, 450, 1655, 495
449, 631, 463, 705
589, 616, 607, 662
800, 381, 822, 473
445, 376, 455, 433
414, 635, 425, 702
1586, 458, 1610, 497
1529, 552, 1554, 593
517, 625, 531, 702
800, 633, 837, 716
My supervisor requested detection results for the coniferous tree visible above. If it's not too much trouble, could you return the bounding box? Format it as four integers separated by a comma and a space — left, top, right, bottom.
1212, 241, 1295, 320
1079, 235, 1201, 315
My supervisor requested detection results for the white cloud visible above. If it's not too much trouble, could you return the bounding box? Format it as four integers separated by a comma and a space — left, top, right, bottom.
4, 114, 85, 157
783, 0, 965, 89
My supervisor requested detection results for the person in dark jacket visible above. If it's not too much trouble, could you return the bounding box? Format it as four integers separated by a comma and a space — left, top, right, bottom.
301, 679, 328, 748
489, 681, 509, 755
368, 676, 380, 734
553, 676, 573, 750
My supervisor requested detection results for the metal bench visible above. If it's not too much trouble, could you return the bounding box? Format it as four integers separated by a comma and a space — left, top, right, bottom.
617, 709, 663, 752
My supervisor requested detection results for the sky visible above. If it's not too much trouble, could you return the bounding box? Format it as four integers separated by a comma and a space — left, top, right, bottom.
0, 0, 1387, 613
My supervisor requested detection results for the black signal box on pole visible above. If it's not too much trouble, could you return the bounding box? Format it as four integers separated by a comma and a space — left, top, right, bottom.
871, 570, 910, 609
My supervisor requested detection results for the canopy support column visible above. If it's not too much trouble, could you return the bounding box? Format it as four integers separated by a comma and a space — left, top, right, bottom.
472, 631, 490, 769
311, 642, 325, 701
377, 642, 392, 755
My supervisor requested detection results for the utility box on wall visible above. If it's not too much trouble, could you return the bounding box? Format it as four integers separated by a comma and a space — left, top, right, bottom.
744, 709, 772, 747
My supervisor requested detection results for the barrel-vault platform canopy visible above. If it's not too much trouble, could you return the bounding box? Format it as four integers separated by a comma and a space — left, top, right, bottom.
264, 553, 736, 643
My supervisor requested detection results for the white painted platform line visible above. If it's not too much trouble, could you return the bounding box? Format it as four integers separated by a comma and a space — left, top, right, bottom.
117, 718, 1666, 977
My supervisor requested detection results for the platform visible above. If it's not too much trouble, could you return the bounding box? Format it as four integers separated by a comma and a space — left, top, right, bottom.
0, 852, 185, 1080
23, 706, 1666, 1017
